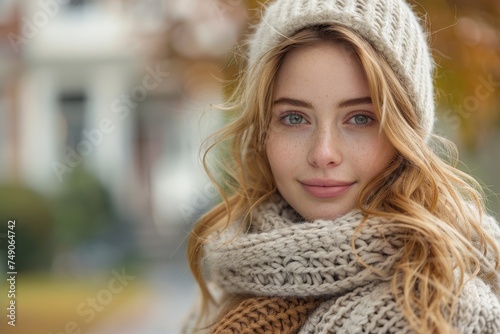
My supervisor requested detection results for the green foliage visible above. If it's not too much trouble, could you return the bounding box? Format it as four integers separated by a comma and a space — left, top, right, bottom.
51, 167, 113, 249
0, 167, 116, 273
0, 183, 54, 272
413, 0, 500, 149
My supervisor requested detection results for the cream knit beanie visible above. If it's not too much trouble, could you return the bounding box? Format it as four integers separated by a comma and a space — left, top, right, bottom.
248, 0, 436, 138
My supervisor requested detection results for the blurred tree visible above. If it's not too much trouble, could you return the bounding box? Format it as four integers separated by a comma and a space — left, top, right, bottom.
51, 167, 114, 250
415, 0, 500, 150
0, 183, 54, 272
0, 168, 120, 272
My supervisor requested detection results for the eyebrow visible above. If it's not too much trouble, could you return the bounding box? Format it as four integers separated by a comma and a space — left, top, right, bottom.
273, 97, 313, 109
273, 96, 372, 109
337, 96, 372, 108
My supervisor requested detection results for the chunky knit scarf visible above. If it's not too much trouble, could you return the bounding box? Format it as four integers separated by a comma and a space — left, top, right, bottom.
201, 199, 500, 334
210, 295, 322, 333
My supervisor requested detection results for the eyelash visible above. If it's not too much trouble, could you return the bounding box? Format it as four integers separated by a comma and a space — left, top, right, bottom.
346, 112, 376, 127
278, 112, 376, 128
279, 112, 307, 126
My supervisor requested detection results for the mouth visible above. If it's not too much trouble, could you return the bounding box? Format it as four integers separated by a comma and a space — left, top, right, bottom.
299, 179, 354, 198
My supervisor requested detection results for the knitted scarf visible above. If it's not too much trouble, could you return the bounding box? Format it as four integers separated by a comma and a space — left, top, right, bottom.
203, 199, 500, 334
210, 295, 322, 333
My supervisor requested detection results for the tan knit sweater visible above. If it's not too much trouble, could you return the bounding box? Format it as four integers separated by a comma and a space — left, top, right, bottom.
184, 200, 500, 333
210, 296, 322, 333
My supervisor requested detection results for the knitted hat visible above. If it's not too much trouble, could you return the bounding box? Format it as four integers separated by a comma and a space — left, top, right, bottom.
248, 0, 435, 138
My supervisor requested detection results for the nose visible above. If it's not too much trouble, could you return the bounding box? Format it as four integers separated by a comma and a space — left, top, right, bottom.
307, 127, 342, 168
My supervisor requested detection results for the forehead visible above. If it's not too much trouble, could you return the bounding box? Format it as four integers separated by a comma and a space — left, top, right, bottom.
273, 41, 369, 102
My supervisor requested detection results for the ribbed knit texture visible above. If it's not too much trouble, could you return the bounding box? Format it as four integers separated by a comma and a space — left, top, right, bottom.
207, 200, 403, 298
248, 0, 435, 139
210, 296, 322, 334
201, 199, 500, 333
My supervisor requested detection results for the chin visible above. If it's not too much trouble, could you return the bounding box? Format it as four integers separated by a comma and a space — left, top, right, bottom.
301, 207, 354, 221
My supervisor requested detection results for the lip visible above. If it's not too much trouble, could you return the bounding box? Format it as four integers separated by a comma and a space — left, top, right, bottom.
300, 179, 354, 198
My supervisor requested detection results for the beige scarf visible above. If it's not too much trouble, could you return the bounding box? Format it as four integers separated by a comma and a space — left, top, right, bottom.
202, 199, 500, 333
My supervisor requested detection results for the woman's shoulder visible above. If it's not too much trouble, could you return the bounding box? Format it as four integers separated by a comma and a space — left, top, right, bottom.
481, 213, 500, 237
476, 213, 500, 284
300, 281, 415, 333
453, 275, 500, 333
302, 276, 500, 334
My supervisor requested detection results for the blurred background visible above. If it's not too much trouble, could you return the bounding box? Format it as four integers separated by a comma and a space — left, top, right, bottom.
0, 0, 498, 333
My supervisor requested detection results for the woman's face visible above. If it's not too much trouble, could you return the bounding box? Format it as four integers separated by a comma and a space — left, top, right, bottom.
266, 41, 396, 220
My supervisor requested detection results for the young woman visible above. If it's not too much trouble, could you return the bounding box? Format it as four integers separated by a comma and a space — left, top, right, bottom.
185, 0, 500, 333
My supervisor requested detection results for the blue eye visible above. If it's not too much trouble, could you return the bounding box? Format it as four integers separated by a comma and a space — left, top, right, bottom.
282, 113, 306, 125
349, 114, 372, 125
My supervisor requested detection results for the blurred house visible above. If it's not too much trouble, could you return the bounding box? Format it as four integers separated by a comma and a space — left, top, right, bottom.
0, 0, 21, 180
0, 0, 247, 261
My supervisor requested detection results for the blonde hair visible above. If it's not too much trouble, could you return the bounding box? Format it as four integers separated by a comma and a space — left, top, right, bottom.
187, 25, 500, 333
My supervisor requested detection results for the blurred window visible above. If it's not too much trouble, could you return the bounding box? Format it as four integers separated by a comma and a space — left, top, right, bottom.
136, 96, 184, 155
66, 0, 93, 8
59, 91, 87, 151
63, 0, 97, 15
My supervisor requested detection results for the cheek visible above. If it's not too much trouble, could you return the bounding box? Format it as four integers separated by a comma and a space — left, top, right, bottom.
266, 132, 302, 176
363, 140, 395, 176
349, 135, 395, 177
266, 134, 286, 174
